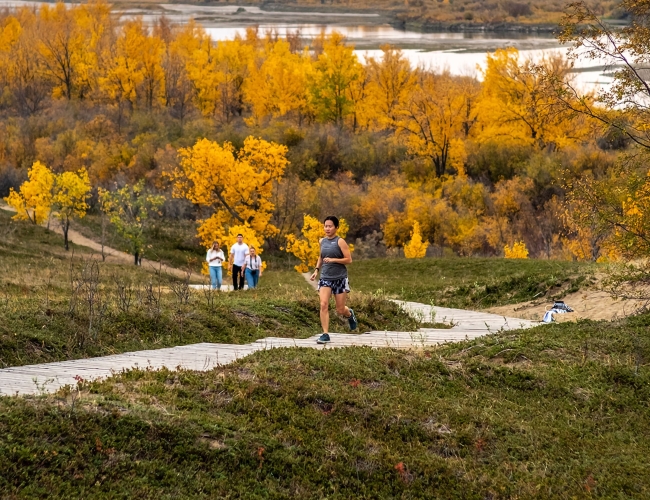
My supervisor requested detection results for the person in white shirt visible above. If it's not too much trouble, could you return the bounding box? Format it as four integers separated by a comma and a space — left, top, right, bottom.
206, 241, 225, 290
243, 246, 263, 289
228, 233, 249, 291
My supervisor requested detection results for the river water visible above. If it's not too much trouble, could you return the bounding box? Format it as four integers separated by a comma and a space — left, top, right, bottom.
0, 0, 612, 91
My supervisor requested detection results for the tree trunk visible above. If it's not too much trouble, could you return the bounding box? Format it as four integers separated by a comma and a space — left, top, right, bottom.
134, 251, 140, 266
63, 219, 69, 251
101, 212, 106, 262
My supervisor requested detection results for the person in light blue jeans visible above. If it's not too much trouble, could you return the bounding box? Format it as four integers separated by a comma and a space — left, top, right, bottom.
244, 246, 263, 289
206, 241, 225, 290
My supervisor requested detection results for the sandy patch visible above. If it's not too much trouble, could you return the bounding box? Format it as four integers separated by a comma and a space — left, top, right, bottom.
486, 288, 646, 323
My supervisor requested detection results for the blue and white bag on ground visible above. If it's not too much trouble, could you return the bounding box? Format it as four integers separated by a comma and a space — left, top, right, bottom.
543, 301, 574, 323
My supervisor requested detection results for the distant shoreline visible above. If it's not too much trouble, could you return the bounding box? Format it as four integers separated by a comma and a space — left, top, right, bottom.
393, 20, 560, 34
10, 0, 627, 35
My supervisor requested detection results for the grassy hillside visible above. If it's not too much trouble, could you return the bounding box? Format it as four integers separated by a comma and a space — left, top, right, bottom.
349, 257, 595, 309
0, 209, 419, 367
2, 312, 649, 497
71, 213, 207, 273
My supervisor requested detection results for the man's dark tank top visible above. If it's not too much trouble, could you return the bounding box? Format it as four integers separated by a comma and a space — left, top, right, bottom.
320, 236, 347, 280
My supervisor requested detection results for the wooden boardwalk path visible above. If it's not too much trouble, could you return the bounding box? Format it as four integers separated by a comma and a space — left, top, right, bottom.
0, 301, 540, 396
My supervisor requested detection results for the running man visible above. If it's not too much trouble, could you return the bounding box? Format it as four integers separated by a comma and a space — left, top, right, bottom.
310, 216, 358, 344
228, 234, 249, 291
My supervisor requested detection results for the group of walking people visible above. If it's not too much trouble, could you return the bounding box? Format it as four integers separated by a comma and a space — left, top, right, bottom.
205, 216, 357, 345
206, 233, 263, 291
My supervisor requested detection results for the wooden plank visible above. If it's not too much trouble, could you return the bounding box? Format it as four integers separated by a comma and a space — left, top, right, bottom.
0, 299, 545, 396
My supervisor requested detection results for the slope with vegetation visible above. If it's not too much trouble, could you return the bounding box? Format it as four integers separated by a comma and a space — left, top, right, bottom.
1, 313, 649, 497
350, 257, 595, 309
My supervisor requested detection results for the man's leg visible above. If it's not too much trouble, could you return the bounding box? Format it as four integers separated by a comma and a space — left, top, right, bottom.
319, 287, 332, 333
232, 265, 240, 290
238, 268, 245, 290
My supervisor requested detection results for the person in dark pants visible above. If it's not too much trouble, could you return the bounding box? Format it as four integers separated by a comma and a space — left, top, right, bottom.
310, 216, 358, 344
228, 234, 249, 290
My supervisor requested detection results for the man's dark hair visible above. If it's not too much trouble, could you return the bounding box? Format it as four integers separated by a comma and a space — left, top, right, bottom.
323, 216, 339, 228
237, 233, 243, 237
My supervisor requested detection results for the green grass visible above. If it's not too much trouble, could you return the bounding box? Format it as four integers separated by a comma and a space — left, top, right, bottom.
72, 213, 206, 272
0, 210, 420, 367
2, 314, 649, 497
349, 257, 596, 309
72, 212, 597, 310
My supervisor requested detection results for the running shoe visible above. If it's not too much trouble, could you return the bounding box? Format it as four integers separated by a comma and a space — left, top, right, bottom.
348, 309, 358, 331
317, 333, 331, 344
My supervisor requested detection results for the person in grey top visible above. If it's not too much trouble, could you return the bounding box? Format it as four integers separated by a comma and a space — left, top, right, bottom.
310, 216, 358, 344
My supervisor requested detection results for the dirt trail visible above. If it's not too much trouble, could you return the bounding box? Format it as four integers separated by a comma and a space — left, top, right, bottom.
1, 205, 203, 282
487, 288, 645, 323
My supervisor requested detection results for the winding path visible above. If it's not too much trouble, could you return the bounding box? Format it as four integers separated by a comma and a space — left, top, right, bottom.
0, 206, 541, 396
0, 302, 539, 396
1, 205, 203, 281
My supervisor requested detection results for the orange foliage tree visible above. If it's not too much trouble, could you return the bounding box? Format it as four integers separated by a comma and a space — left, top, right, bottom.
395, 72, 479, 177
478, 48, 591, 149
171, 136, 289, 250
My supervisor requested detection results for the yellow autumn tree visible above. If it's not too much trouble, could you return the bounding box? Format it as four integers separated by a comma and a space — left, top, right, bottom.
4, 161, 55, 225
243, 38, 310, 125
0, 9, 51, 115
404, 221, 429, 258
161, 19, 198, 125
478, 48, 591, 149
395, 72, 479, 177
285, 214, 350, 273
99, 19, 165, 110
564, 163, 650, 261
359, 45, 418, 130
504, 241, 529, 259
185, 36, 254, 122
37, 1, 111, 100
172, 136, 289, 250
52, 168, 91, 250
